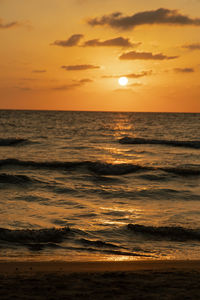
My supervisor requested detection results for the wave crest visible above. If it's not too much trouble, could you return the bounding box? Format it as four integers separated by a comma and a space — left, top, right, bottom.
0, 159, 199, 177
119, 137, 200, 149
127, 224, 200, 241
0, 173, 33, 185
0, 138, 28, 146
0, 227, 70, 244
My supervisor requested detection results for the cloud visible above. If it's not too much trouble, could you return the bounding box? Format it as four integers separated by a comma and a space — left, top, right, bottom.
126, 71, 152, 78
0, 19, 19, 29
51, 78, 93, 90
52, 34, 140, 48
32, 70, 46, 73
182, 43, 200, 50
82, 37, 140, 48
61, 64, 100, 71
16, 78, 93, 92
129, 82, 143, 87
119, 51, 178, 60
102, 70, 152, 78
52, 34, 84, 47
77, 78, 93, 83
87, 8, 200, 30
174, 67, 194, 73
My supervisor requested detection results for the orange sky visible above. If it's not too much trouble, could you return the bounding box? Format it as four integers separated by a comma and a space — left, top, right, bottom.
0, 0, 200, 112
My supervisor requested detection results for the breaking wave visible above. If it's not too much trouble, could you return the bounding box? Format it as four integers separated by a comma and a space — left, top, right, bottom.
0, 173, 34, 185
127, 224, 200, 241
77, 238, 119, 249
0, 227, 152, 257
0, 227, 70, 244
0, 158, 199, 177
119, 137, 200, 149
0, 138, 29, 146
0, 158, 149, 175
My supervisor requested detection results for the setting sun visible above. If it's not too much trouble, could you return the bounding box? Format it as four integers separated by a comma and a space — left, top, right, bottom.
118, 77, 128, 86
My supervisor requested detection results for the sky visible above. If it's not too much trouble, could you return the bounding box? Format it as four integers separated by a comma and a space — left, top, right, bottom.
0, 0, 200, 112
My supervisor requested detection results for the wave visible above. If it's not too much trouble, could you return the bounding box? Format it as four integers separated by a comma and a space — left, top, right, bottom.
0, 158, 149, 175
0, 138, 29, 146
0, 158, 199, 177
119, 137, 200, 149
59, 245, 151, 257
87, 162, 146, 175
127, 224, 200, 241
78, 238, 119, 249
0, 227, 152, 257
0, 173, 34, 185
161, 167, 200, 176
0, 227, 70, 244
0, 158, 83, 170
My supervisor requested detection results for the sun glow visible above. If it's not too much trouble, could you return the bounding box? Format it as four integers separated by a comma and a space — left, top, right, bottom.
118, 77, 128, 86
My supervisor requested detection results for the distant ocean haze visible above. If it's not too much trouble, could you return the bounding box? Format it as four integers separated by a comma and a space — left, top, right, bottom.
0, 110, 199, 261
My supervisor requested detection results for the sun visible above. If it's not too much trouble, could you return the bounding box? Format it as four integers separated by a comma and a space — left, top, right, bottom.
118, 76, 128, 86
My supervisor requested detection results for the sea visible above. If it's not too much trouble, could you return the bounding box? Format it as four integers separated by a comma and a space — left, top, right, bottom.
0, 110, 200, 262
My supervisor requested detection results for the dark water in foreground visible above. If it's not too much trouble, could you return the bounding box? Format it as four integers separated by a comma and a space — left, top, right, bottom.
0, 110, 199, 261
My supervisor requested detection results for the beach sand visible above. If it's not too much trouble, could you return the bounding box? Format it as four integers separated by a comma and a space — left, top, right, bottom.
0, 260, 200, 299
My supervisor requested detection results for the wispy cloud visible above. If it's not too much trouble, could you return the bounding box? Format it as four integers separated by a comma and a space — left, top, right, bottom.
174, 67, 194, 73
52, 34, 140, 48
51, 78, 93, 90
16, 78, 93, 92
82, 37, 140, 48
61, 64, 100, 71
119, 51, 178, 60
87, 8, 200, 30
126, 71, 152, 78
102, 70, 152, 78
129, 82, 143, 87
32, 70, 46, 73
77, 78, 93, 83
0, 18, 31, 30
52, 34, 84, 47
182, 43, 200, 50
0, 18, 19, 29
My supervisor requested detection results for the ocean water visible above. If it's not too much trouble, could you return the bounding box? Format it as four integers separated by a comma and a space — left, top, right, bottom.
0, 110, 200, 261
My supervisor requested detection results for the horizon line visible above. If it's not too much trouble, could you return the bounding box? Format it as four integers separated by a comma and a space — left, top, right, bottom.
0, 109, 199, 114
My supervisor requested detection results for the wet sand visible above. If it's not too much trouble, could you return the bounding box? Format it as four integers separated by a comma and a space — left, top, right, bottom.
0, 260, 200, 299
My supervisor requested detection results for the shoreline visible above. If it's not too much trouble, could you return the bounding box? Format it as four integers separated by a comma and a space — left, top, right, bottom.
1, 260, 200, 299
1, 259, 200, 274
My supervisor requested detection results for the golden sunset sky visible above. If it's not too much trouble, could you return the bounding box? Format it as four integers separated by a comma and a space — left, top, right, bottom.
1, 0, 200, 112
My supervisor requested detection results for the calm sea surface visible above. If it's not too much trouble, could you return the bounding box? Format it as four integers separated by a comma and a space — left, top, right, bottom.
0, 110, 199, 261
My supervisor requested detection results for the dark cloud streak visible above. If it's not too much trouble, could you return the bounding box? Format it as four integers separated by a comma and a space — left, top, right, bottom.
0, 19, 19, 29
52, 34, 84, 47
87, 8, 200, 30
182, 43, 200, 50
32, 70, 46, 73
53, 34, 140, 48
119, 51, 178, 60
61, 64, 100, 71
102, 70, 152, 78
174, 68, 194, 73
16, 78, 93, 92
82, 37, 140, 48
51, 78, 93, 90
